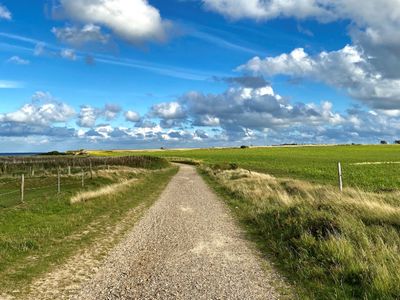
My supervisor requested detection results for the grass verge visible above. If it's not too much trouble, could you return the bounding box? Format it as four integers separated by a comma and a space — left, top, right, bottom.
0, 166, 178, 297
200, 166, 400, 299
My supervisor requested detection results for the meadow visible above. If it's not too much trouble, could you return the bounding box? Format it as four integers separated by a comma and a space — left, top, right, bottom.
93, 145, 400, 192
0, 155, 176, 296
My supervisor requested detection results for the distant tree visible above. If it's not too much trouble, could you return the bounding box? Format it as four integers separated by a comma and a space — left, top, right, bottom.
394, 140, 400, 144
380, 140, 388, 144
240, 145, 249, 149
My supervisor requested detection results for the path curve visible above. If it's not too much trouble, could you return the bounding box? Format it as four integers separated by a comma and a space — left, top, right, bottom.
77, 164, 283, 299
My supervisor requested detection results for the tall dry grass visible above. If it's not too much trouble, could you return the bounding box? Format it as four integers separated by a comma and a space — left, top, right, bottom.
202, 167, 400, 299
70, 167, 150, 204
70, 179, 138, 204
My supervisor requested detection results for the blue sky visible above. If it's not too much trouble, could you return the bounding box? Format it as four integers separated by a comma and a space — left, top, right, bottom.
1, 0, 400, 151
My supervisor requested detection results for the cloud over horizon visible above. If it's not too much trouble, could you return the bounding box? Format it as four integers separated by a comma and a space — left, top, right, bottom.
2, 78, 399, 151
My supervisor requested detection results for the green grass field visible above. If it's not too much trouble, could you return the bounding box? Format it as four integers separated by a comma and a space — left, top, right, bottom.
92, 145, 400, 191
0, 164, 177, 296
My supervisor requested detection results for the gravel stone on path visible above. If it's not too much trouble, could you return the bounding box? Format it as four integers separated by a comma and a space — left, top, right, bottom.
76, 164, 286, 300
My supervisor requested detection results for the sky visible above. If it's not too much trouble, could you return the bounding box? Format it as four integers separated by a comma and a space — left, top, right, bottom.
1, 0, 400, 152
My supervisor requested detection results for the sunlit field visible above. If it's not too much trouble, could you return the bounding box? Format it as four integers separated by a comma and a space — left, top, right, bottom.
92, 145, 400, 192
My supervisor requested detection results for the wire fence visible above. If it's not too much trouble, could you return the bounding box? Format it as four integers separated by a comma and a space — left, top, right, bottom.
0, 165, 116, 208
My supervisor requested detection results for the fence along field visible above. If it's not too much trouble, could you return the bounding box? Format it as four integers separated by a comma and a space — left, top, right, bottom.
0, 155, 168, 208
0, 155, 175, 296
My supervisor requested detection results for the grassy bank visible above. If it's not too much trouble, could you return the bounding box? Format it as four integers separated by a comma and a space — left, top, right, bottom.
93, 145, 400, 191
200, 166, 400, 299
0, 165, 178, 296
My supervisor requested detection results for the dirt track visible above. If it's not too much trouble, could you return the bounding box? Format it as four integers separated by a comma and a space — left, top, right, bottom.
76, 164, 285, 299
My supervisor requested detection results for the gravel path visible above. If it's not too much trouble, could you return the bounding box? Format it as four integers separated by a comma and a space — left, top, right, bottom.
77, 164, 284, 300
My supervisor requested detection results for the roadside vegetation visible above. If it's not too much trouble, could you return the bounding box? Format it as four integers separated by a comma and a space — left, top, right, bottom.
0, 156, 176, 297
200, 165, 400, 299
93, 145, 400, 192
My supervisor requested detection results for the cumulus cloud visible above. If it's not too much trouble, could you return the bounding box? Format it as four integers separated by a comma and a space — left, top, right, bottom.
0, 92, 75, 126
6, 56, 30, 65
179, 83, 343, 138
104, 104, 122, 120
203, 0, 400, 109
239, 45, 400, 110
202, 0, 335, 21
73, 85, 400, 146
77, 105, 100, 128
151, 102, 186, 119
58, 0, 171, 44
125, 110, 141, 122
0, 4, 11, 20
119, 77, 400, 144
52, 24, 110, 46
77, 104, 122, 128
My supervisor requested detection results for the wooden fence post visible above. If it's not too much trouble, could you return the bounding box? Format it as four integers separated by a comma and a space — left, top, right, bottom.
21, 174, 24, 202
57, 168, 61, 194
68, 166, 71, 176
338, 162, 343, 192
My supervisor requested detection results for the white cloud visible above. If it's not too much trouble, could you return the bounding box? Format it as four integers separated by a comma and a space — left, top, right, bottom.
125, 110, 141, 122
104, 104, 121, 120
203, 0, 400, 86
60, 49, 77, 60
151, 102, 185, 119
0, 4, 11, 20
239, 45, 400, 110
0, 92, 75, 126
59, 0, 170, 44
77, 104, 122, 128
202, 0, 335, 21
180, 83, 344, 136
6, 56, 30, 65
52, 24, 110, 46
3, 83, 400, 147
77, 105, 100, 128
